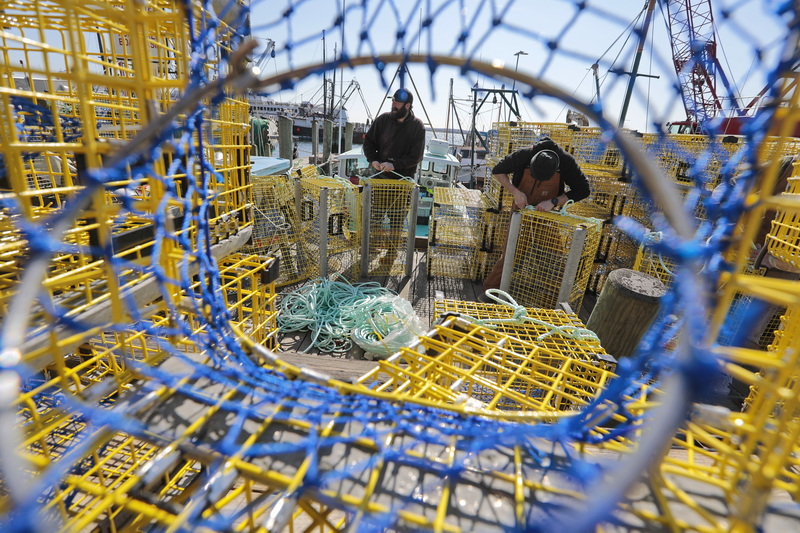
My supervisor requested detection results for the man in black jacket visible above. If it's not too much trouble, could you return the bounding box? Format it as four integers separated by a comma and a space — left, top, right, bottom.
363, 88, 425, 178
482, 137, 591, 291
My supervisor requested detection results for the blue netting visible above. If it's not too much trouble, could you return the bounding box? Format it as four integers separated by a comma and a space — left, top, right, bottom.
2, 0, 800, 531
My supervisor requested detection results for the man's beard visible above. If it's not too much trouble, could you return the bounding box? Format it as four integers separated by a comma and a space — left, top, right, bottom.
390, 106, 409, 120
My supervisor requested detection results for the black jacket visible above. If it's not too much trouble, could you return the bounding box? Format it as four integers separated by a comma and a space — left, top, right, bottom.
363, 110, 426, 178
491, 138, 591, 202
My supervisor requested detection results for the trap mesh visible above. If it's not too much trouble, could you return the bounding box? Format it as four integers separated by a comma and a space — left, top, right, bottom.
767, 194, 800, 268
294, 164, 321, 179
433, 298, 615, 368
299, 176, 361, 281
507, 210, 603, 311
1, 0, 800, 532
483, 173, 516, 212
358, 315, 625, 414
567, 169, 638, 222
588, 261, 613, 294
474, 201, 511, 281
427, 187, 482, 278
244, 174, 309, 287
633, 238, 678, 288
363, 178, 414, 276
489, 123, 623, 174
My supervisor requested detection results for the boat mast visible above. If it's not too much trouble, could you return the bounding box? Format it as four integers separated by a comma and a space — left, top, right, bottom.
591, 63, 602, 108
618, 0, 658, 128
322, 30, 327, 119
445, 78, 453, 145
469, 87, 477, 188
331, 43, 337, 120
337, 0, 345, 153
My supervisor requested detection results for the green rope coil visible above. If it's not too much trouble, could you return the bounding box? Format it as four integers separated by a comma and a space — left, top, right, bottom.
349, 294, 427, 358
278, 275, 424, 355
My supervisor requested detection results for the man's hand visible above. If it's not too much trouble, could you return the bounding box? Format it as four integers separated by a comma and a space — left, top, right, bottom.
371, 161, 382, 171
534, 199, 555, 212
380, 162, 395, 172
512, 189, 528, 210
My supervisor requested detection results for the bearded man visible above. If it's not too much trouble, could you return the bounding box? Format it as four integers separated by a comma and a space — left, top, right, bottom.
363, 88, 426, 179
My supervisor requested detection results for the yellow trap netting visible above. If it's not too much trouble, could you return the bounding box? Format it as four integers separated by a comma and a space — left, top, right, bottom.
427, 187, 482, 278
362, 178, 415, 276
244, 174, 308, 286
299, 176, 362, 281
357, 315, 629, 416
433, 297, 614, 364
506, 209, 602, 311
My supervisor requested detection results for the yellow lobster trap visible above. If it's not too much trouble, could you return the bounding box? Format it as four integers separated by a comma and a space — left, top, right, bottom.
299, 176, 362, 281
427, 187, 482, 279
766, 191, 800, 269
500, 209, 603, 311
487, 122, 624, 174
0, 1, 283, 529
433, 298, 615, 367
0, 0, 253, 310
357, 315, 626, 415
243, 174, 308, 286
360, 177, 418, 276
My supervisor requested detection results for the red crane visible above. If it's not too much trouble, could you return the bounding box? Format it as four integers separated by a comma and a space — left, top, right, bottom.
664, 0, 797, 135
664, 0, 758, 134
666, 0, 724, 126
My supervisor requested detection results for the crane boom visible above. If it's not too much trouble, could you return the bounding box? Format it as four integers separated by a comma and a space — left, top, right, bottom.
665, 0, 800, 136
253, 38, 275, 72
666, 0, 723, 125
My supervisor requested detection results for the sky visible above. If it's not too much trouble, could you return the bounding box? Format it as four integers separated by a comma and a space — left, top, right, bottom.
248, 0, 792, 134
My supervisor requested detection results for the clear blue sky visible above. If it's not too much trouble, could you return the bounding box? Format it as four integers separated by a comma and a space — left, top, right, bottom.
250, 0, 790, 133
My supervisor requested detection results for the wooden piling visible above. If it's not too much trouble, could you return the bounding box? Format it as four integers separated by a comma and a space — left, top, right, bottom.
586, 268, 666, 359
344, 122, 354, 152
278, 115, 293, 161
322, 119, 333, 173
311, 118, 319, 162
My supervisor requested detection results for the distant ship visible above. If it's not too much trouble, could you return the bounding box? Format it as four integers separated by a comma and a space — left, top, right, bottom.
248, 93, 366, 146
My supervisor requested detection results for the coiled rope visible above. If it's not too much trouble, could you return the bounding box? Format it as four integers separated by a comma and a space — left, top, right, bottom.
278, 275, 419, 354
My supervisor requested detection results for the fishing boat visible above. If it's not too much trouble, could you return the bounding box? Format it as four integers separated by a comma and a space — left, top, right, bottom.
455, 137, 490, 185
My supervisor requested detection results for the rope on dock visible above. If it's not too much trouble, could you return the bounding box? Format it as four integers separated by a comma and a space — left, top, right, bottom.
278, 275, 424, 356
463, 289, 602, 344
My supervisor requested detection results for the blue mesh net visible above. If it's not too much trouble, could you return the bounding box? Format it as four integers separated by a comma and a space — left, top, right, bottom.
1, 0, 800, 531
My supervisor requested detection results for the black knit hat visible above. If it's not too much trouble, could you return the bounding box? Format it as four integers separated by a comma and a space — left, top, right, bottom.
530, 149, 559, 181
390, 88, 413, 104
